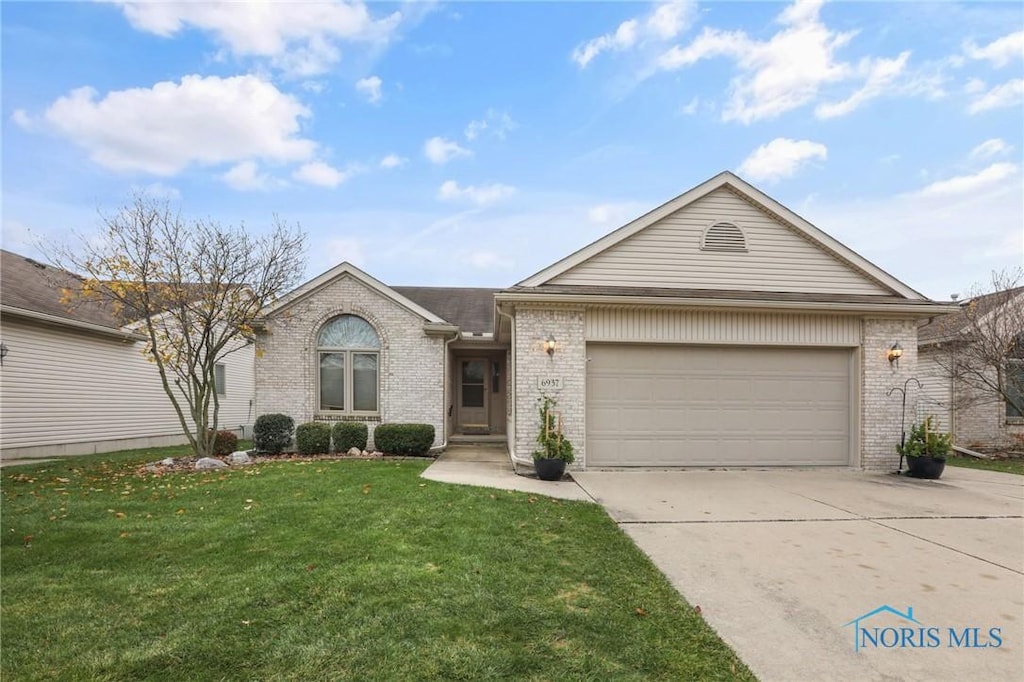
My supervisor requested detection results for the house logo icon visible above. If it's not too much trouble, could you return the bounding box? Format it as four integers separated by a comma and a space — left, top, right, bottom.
843, 605, 921, 652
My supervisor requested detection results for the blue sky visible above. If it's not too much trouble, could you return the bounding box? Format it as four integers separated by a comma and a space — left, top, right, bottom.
3, 1, 1022, 300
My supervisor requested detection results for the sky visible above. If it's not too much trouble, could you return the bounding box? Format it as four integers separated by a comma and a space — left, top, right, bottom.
2, 0, 1022, 301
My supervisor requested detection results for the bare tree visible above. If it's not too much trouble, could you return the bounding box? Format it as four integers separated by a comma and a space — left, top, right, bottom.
52, 194, 307, 458
929, 268, 1024, 417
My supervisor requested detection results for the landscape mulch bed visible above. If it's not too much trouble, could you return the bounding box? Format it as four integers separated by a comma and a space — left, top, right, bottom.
136, 452, 435, 476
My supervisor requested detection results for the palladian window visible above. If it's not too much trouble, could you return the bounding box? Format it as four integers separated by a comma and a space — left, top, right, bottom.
318, 315, 380, 413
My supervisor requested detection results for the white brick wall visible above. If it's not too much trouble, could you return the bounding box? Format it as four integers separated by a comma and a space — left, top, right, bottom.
861, 318, 919, 471
255, 275, 445, 448
513, 306, 587, 468
952, 369, 1024, 450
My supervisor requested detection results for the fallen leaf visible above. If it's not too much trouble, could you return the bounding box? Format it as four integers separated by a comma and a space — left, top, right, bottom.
306, 564, 316, 571
120, 532, 130, 538
635, 607, 648, 617
694, 605, 702, 615
175, 508, 186, 514
115, 512, 126, 518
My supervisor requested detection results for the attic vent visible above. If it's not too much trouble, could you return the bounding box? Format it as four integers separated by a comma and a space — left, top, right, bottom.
701, 222, 747, 252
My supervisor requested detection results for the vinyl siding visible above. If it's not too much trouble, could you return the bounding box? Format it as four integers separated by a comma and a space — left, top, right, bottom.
550, 187, 891, 295
916, 351, 953, 433
0, 317, 255, 455
586, 308, 861, 346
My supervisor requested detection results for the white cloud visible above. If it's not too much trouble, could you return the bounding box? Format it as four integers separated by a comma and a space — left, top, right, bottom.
461, 250, 513, 270
964, 78, 987, 94
587, 202, 645, 225
39, 74, 314, 175
293, 161, 350, 188
679, 96, 701, 115
968, 78, 1024, 114
815, 51, 910, 119
379, 153, 407, 169
222, 160, 277, 191
324, 236, 367, 268
423, 136, 472, 164
964, 30, 1024, 68
917, 162, 1019, 197
136, 182, 182, 200
572, 1, 695, 67
10, 109, 34, 130
438, 180, 516, 206
970, 138, 1012, 160
737, 138, 828, 183
109, 0, 402, 77
355, 75, 382, 103
464, 109, 518, 141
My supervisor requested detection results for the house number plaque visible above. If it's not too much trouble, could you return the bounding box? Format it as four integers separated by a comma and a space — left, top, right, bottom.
537, 376, 563, 390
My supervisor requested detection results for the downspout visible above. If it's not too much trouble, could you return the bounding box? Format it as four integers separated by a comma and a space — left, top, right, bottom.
496, 303, 518, 472
435, 330, 460, 452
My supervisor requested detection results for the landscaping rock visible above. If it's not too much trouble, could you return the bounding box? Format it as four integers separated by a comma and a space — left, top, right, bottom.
227, 451, 252, 465
160, 458, 175, 466
347, 447, 362, 457
195, 457, 228, 470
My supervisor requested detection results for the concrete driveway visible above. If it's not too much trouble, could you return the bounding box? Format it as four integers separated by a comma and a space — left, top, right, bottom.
573, 467, 1024, 682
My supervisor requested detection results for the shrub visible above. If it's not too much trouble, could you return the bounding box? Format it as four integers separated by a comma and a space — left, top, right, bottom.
332, 421, 368, 453
253, 413, 294, 454
296, 422, 332, 456
211, 430, 238, 456
373, 423, 435, 456
532, 395, 575, 463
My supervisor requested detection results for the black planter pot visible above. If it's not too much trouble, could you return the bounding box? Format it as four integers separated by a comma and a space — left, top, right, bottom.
905, 455, 946, 479
534, 458, 567, 481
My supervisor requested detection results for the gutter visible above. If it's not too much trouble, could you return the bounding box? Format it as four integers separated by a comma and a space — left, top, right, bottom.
495, 303, 525, 473
432, 328, 461, 453
493, 292, 960, 317
0, 304, 147, 341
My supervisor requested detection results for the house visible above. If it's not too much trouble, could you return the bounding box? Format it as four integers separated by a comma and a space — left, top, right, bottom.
0, 250, 256, 460
917, 287, 1024, 450
254, 171, 954, 471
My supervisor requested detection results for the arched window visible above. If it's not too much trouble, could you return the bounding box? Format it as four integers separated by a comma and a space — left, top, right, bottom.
318, 315, 380, 413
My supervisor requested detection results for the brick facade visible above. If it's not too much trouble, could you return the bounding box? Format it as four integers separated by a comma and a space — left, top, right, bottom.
860, 318, 919, 471
512, 305, 586, 468
951, 369, 1024, 450
255, 274, 446, 449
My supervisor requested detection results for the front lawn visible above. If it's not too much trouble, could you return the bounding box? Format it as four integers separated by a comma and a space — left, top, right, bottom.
1, 453, 752, 681
946, 454, 1024, 476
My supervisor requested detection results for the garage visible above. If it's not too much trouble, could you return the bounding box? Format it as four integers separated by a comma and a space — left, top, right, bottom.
586, 344, 853, 467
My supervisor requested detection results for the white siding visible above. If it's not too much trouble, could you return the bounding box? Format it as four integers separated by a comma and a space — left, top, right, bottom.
0, 317, 255, 457
550, 187, 891, 295
586, 308, 861, 346
917, 351, 953, 433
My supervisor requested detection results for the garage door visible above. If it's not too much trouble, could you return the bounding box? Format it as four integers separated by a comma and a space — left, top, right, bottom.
586, 344, 852, 467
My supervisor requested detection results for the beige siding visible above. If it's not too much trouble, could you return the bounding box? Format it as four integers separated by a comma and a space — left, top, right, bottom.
586, 308, 861, 346
550, 187, 891, 295
0, 317, 255, 456
916, 351, 953, 433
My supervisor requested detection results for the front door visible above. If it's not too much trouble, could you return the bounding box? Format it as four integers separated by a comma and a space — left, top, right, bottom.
458, 359, 489, 433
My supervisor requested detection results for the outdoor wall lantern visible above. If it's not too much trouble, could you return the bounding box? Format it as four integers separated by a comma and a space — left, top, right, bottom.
544, 335, 557, 357
887, 342, 903, 368
0, 342, 7, 367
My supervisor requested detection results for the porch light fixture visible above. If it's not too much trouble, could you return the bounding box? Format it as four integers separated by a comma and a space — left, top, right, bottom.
887, 342, 903, 367
544, 335, 557, 356
0, 342, 7, 367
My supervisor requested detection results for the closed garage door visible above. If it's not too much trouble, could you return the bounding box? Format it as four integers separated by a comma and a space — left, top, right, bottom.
586, 344, 852, 467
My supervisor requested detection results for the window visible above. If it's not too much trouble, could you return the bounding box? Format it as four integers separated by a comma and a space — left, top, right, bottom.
214, 363, 226, 396
318, 315, 380, 413
701, 222, 747, 252
1007, 360, 1024, 419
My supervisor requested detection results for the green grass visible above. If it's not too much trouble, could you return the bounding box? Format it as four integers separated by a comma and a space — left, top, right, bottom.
946, 454, 1024, 475
1, 453, 752, 681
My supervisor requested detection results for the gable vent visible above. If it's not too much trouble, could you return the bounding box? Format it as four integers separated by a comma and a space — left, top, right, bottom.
701, 222, 747, 252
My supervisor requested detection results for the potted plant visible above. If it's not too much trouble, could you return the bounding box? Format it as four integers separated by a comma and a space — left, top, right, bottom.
898, 416, 951, 479
532, 396, 575, 481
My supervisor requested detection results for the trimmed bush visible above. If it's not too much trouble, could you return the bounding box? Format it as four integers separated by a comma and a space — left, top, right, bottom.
296, 422, 332, 456
254, 413, 294, 454
373, 423, 435, 457
332, 421, 368, 453
212, 430, 238, 456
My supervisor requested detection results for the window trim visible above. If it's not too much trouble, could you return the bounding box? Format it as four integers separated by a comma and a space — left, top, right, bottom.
214, 363, 227, 397
1006, 359, 1024, 423
316, 314, 381, 416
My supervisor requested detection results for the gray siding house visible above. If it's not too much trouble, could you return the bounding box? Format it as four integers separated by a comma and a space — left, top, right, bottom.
255, 172, 953, 471
0, 250, 256, 460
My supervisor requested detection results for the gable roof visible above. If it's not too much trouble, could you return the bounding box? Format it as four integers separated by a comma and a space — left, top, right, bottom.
260, 261, 447, 325
919, 287, 1024, 345
0, 249, 130, 334
392, 287, 499, 334
517, 171, 926, 300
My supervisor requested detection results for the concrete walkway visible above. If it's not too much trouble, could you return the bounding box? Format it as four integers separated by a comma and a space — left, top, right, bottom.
573, 467, 1024, 682
422, 444, 592, 501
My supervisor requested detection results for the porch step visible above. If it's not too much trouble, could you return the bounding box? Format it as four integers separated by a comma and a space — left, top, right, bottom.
449, 434, 506, 445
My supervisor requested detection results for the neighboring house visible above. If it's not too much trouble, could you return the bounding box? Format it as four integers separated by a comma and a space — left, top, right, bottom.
255, 171, 953, 471
917, 287, 1024, 450
0, 250, 256, 459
